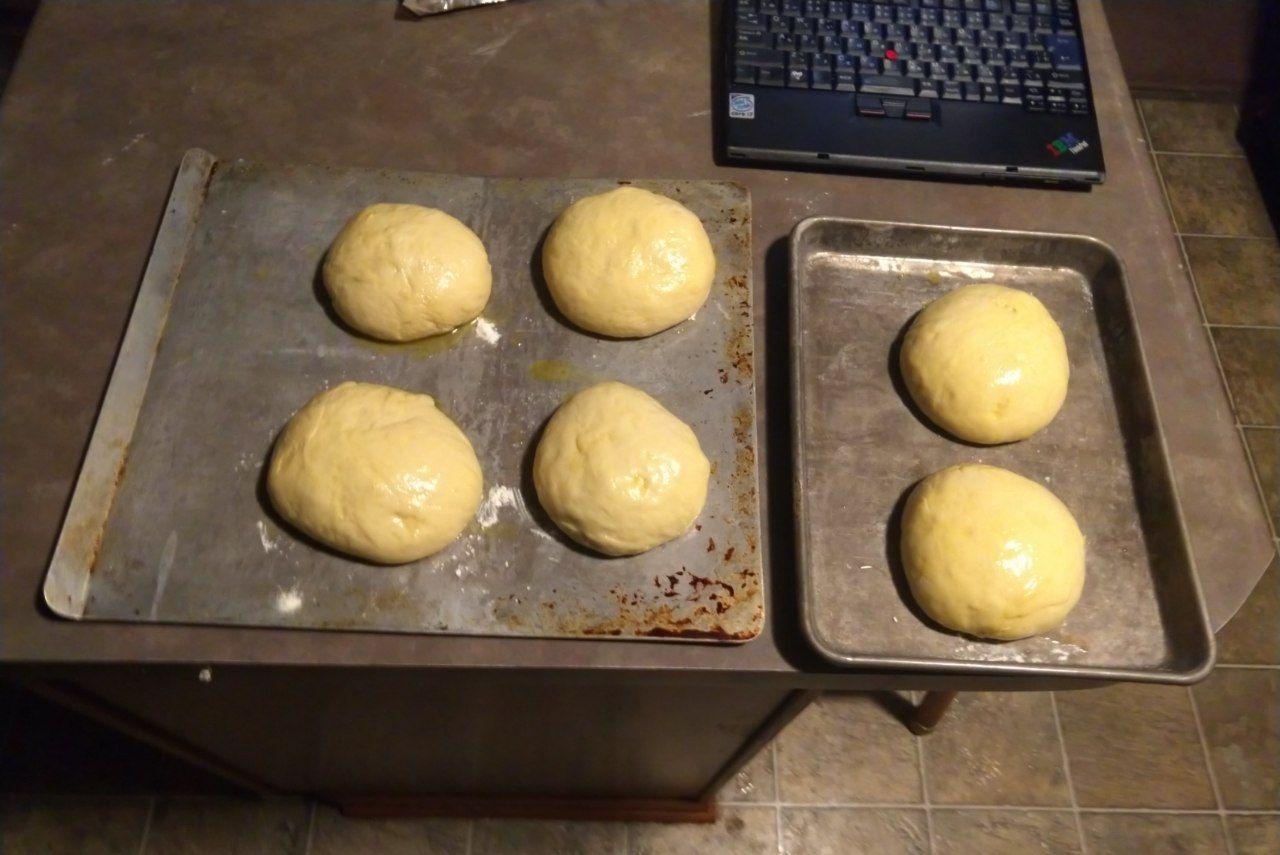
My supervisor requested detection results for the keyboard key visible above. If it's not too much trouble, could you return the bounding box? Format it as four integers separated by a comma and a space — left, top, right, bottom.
1028, 48, 1053, 68
849, 2, 871, 20
738, 11, 766, 31
1000, 83, 1022, 102
905, 97, 935, 118
873, 4, 895, 22
1025, 93, 1046, 110
820, 35, 844, 53
733, 47, 788, 67
857, 54, 881, 71
856, 94, 887, 115
1043, 33, 1083, 70
1046, 69, 1084, 89
760, 0, 781, 10
757, 66, 786, 85
973, 63, 998, 81
786, 66, 811, 86
816, 18, 840, 36
737, 29, 771, 47
942, 79, 965, 98
1046, 92, 1068, 111
835, 69, 860, 89
834, 53, 857, 69
880, 96, 908, 118
796, 33, 821, 51
980, 82, 1000, 101
825, 1, 849, 19
859, 73, 917, 95
733, 64, 758, 83
918, 80, 942, 97
813, 67, 836, 87
781, 0, 804, 16
1069, 97, 1090, 115
905, 59, 928, 77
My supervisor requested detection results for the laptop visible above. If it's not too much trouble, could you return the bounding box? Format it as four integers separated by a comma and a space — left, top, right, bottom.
721, 0, 1106, 186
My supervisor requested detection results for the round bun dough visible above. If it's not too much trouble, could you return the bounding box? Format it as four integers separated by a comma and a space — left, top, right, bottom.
900, 284, 1069, 444
267, 382, 482, 564
901, 464, 1085, 641
541, 186, 715, 338
323, 203, 491, 342
533, 381, 710, 556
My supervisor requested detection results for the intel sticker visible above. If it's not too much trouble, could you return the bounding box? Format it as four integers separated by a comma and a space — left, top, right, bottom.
729, 93, 755, 120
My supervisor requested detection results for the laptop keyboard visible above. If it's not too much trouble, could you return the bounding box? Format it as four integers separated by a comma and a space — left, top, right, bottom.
731, 0, 1090, 119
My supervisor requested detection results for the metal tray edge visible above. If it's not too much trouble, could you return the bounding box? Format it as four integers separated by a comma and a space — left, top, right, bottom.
42, 148, 217, 619
789, 216, 1215, 684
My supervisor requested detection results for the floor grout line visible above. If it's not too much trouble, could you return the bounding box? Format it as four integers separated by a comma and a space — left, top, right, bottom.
1187, 686, 1235, 855
913, 697, 936, 855
716, 801, 1280, 814
1137, 105, 1255, 454
1151, 150, 1247, 159
1236, 423, 1280, 542
1137, 102, 1185, 234
136, 795, 156, 855
302, 799, 317, 855
772, 738, 783, 855
1050, 692, 1089, 855
1175, 232, 1278, 241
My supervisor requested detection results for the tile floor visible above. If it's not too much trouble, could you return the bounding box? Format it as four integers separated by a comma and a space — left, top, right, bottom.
1, 97, 1277, 854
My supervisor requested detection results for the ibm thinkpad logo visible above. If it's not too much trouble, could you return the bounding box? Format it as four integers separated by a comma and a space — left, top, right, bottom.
729, 93, 755, 119
1046, 132, 1089, 156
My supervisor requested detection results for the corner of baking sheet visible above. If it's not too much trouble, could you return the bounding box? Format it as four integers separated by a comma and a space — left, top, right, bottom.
41, 149, 218, 619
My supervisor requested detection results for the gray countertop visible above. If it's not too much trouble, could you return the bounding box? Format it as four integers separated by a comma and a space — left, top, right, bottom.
0, 0, 1271, 685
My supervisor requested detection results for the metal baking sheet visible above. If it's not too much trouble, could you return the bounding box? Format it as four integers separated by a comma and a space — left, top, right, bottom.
791, 218, 1214, 681
43, 149, 763, 642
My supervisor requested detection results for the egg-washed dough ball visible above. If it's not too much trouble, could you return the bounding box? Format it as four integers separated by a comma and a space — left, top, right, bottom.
901, 464, 1085, 641
267, 382, 482, 564
900, 284, 1069, 444
323, 203, 491, 342
541, 186, 716, 338
533, 381, 711, 556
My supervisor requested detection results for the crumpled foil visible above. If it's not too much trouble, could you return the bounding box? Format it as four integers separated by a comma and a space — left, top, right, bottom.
403, 0, 511, 14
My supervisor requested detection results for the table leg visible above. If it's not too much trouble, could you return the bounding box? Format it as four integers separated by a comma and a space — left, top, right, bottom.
908, 690, 958, 735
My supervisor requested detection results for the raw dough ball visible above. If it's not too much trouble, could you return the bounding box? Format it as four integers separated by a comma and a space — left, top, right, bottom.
533, 381, 710, 556
267, 382, 482, 564
900, 284, 1069, 444
901, 464, 1085, 641
323, 203, 491, 341
541, 186, 715, 338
